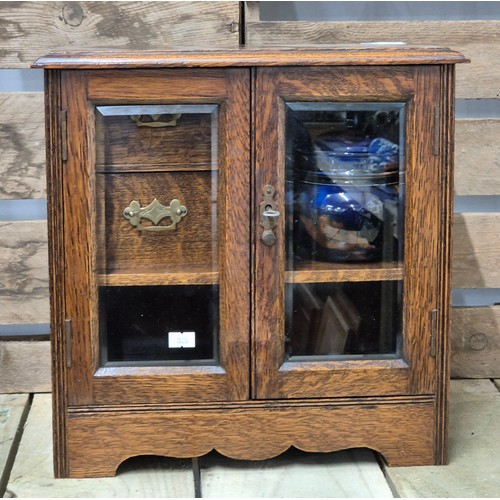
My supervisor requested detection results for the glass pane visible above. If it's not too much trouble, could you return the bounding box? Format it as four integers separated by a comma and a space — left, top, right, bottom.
95, 105, 219, 366
100, 285, 218, 365
285, 281, 402, 359
285, 103, 405, 359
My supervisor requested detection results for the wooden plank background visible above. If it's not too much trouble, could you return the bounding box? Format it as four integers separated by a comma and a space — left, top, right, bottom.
0, 1, 499, 391
245, 18, 500, 99
0, 1, 240, 68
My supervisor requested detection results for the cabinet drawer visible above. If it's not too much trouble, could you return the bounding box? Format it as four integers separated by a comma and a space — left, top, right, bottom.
96, 105, 214, 172
97, 171, 217, 274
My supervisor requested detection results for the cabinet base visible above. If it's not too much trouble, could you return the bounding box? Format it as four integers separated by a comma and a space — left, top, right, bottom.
60, 399, 440, 478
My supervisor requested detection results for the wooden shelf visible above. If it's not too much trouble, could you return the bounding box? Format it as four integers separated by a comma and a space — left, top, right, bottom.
98, 271, 218, 287
96, 162, 214, 173
286, 261, 404, 284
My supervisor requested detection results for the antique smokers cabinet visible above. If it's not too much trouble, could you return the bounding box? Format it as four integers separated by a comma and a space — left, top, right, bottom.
35, 47, 466, 478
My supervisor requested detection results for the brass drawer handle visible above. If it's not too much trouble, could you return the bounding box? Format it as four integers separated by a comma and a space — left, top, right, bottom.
130, 113, 181, 128
123, 198, 187, 232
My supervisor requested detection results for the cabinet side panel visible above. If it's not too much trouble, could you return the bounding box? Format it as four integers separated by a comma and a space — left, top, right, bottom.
435, 64, 455, 465
45, 69, 68, 478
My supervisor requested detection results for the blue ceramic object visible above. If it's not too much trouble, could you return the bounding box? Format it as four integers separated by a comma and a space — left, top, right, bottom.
293, 134, 401, 262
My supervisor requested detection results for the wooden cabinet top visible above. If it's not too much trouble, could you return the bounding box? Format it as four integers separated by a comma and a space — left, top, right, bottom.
32, 46, 467, 69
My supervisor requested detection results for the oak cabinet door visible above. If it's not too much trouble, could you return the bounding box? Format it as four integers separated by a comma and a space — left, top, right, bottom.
253, 66, 442, 399
62, 68, 250, 405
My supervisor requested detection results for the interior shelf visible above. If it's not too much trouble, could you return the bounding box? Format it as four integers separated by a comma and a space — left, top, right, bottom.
286, 260, 404, 284
98, 270, 218, 286
96, 162, 214, 173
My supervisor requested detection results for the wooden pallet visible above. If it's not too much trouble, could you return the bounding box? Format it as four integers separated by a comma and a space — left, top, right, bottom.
1, 1, 499, 393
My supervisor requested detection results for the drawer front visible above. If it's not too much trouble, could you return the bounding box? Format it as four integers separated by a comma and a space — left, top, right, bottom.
99, 171, 217, 274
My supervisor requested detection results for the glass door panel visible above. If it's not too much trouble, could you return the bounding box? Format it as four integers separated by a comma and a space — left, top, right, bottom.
254, 66, 439, 400
95, 105, 220, 367
62, 68, 250, 405
285, 103, 405, 360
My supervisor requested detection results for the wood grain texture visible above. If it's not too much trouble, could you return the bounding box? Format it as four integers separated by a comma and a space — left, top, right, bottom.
96, 110, 213, 170
434, 64, 455, 466
245, 20, 494, 98
0, 341, 51, 393
58, 67, 250, 407
33, 46, 467, 69
66, 400, 435, 477
98, 271, 218, 286
100, 171, 217, 273
0, 1, 240, 68
6, 395, 195, 496
452, 213, 500, 288
44, 69, 68, 478
200, 448, 394, 498
253, 65, 441, 400
287, 261, 404, 283
0, 93, 45, 199
0, 393, 30, 493
451, 306, 500, 379
0, 220, 49, 325
455, 119, 500, 196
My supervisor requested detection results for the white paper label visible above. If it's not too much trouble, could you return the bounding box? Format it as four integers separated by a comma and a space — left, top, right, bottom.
168, 331, 196, 348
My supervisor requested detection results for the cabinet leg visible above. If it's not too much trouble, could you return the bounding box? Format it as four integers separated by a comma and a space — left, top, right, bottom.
192, 457, 201, 498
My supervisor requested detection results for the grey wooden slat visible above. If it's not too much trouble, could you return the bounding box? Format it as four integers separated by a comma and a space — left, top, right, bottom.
0, 2, 240, 68
385, 380, 500, 497
0, 341, 51, 393
200, 448, 394, 498
451, 306, 500, 378
246, 20, 500, 98
455, 119, 500, 196
0, 93, 45, 199
0, 220, 49, 325
6, 394, 195, 497
0, 394, 30, 495
452, 213, 500, 288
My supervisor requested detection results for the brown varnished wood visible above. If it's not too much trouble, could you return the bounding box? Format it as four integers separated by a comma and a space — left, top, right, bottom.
287, 261, 404, 283
98, 271, 218, 286
218, 68, 251, 400
253, 65, 440, 400
62, 70, 96, 407
33, 46, 467, 69
403, 66, 440, 396
434, 64, 455, 465
61, 67, 251, 406
65, 400, 436, 477
96, 111, 212, 170
274, 66, 417, 101
44, 49, 462, 477
44, 69, 68, 477
100, 171, 216, 273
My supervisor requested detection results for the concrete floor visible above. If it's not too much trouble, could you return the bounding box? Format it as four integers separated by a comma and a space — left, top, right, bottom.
1, 379, 499, 498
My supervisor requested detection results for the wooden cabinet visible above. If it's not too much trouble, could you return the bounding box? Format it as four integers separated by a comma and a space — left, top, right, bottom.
34, 47, 467, 478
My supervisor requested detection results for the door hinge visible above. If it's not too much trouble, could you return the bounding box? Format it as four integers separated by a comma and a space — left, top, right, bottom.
64, 318, 72, 368
430, 309, 438, 357
61, 110, 68, 161
433, 106, 440, 156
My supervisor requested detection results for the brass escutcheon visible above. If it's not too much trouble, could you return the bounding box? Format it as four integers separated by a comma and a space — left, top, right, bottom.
123, 198, 187, 232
